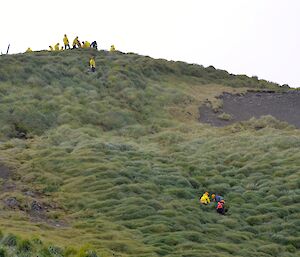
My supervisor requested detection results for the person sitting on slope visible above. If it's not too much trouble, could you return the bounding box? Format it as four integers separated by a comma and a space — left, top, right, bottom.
216, 199, 227, 215
211, 193, 224, 203
82, 41, 91, 48
110, 44, 116, 52
54, 43, 60, 51
200, 192, 210, 205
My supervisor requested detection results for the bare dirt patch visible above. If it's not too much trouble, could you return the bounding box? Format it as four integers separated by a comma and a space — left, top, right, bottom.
0, 164, 11, 180
2, 194, 69, 228
199, 91, 300, 128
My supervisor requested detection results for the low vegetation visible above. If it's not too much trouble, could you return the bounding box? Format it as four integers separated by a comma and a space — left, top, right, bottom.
0, 231, 98, 257
0, 49, 298, 256
218, 112, 232, 121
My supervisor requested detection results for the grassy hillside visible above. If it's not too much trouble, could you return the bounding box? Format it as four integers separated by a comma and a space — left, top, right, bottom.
0, 49, 299, 257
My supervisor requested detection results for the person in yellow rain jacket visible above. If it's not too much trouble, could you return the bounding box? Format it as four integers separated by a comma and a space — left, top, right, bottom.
49, 45, 54, 51
72, 37, 78, 48
89, 56, 96, 72
82, 41, 91, 48
63, 34, 70, 49
200, 192, 210, 205
110, 45, 116, 52
72, 36, 81, 49
54, 43, 60, 51
26, 47, 32, 53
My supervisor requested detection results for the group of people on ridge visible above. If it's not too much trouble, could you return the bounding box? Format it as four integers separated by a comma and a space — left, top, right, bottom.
200, 192, 228, 215
48, 34, 99, 51
26, 34, 117, 73
46, 35, 116, 53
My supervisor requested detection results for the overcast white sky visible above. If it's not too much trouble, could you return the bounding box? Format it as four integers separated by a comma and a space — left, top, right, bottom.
1, 0, 299, 87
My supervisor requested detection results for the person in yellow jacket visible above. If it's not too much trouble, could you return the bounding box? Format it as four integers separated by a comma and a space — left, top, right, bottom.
200, 192, 210, 205
89, 56, 96, 72
63, 34, 70, 49
82, 41, 91, 48
26, 47, 32, 53
72, 36, 81, 49
110, 45, 116, 52
54, 43, 60, 51
72, 37, 78, 48
49, 45, 54, 51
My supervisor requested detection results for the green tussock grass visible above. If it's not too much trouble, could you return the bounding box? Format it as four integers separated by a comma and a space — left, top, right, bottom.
0, 230, 99, 257
0, 49, 298, 257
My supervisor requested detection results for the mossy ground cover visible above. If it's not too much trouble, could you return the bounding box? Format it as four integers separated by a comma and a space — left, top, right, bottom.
0, 50, 299, 256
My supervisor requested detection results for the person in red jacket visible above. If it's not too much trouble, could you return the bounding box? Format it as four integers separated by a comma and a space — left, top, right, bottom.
216, 200, 227, 215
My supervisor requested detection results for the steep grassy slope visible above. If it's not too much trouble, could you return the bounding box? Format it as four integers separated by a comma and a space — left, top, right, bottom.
0, 50, 299, 257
